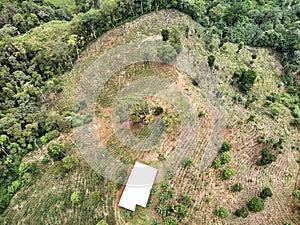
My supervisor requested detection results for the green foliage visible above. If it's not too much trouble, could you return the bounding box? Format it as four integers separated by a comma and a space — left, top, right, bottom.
232, 183, 243, 192
161, 29, 170, 41
151, 220, 160, 225
220, 141, 232, 153
215, 207, 229, 219
214, 152, 231, 169
129, 100, 149, 123
232, 68, 257, 93
247, 197, 264, 212
208, 55, 215, 69
181, 157, 193, 168
260, 187, 273, 199
90, 191, 102, 205
292, 190, 300, 197
70, 191, 82, 204
165, 216, 177, 225
220, 152, 231, 164
247, 114, 256, 122
19, 162, 38, 174
192, 79, 199, 86
47, 142, 65, 161
92, 171, 104, 185
48, 161, 67, 178
237, 41, 244, 53
198, 110, 206, 117
151, 186, 158, 195
96, 220, 109, 225
176, 204, 188, 221
157, 45, 178, 64
62, 155, 79, 171
179, 194, 193, 206
222, 166, 234, 180
235, 207, 249, 218
156, 203, 167, 216
213, 157, 222, 169
258, 148, 277, 166
154, 106, 164, 115
283, 222, 293, 225
269, 106, 281, 118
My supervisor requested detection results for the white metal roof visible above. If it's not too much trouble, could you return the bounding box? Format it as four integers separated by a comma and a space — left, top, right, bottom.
119, 162, 157, 211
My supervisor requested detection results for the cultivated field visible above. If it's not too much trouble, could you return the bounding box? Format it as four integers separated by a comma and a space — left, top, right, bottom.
1, 10, 299, 225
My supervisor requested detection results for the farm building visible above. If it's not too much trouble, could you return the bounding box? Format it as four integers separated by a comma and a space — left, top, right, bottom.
119, 162, 158, 211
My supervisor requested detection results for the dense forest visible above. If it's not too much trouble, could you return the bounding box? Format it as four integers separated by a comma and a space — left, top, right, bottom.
0, 0, 299, 215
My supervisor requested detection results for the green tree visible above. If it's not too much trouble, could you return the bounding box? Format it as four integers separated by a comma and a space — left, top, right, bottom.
220, 141, 232, 153
247, 197, 264, 212
157, 45, 177, 64
222, 166, 234, 180
47, 142, 65, 161
260, 187, 273, 199
215, 207, 229, 219
235, 207, 249, 218
258, 148, 277, 166
220, 152, 231, 164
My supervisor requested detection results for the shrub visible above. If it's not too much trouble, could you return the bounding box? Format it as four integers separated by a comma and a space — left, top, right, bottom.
179, 194, 193, 206
292, 190, 300, 197
215, 207, 229, 219
161, 29, 170, 41
192, 79, 198, 86
198, 110, 206, 117
156, 203, 167, 216
41, 157, 49, 164
220, 141, 232, 153
258, 148, 277, 166
154, 106, 164, 115
49, 161, 67, 178
213, 157, 222, 169
235, 207, 249, 218
62, 156, 79, 171
232, 183, 243, 192
47, 142, 65, 161
176, 204, 188, 221
247, 197, 264, 212
151, 186, 158, 195
165, 216, 177, 225
222, 167, 234, 180
270, 106, 281, 118
70, 191, 82, 204
45, 130, 60, 142
208, 55, 215, 69
90, 191, 101, 204
150, 220, 160, 225
220, 152, 231, 164
260, 187, 273, 199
